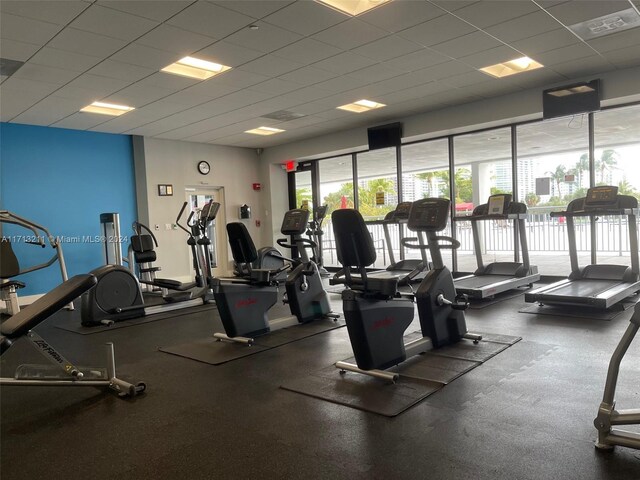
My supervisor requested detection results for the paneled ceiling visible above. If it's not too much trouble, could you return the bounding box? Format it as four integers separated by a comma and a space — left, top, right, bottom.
2, 0, 640, 149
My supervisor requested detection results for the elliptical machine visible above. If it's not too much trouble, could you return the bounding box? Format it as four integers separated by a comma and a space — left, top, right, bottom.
306, 205, 329, 278
211, 208, 338, 345
332, 198, 481, 383
81, 201, 220, 326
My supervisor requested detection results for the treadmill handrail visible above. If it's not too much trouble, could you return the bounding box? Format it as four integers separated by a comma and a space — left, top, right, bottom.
453, 213, 528, 221
550, 208, 639, 217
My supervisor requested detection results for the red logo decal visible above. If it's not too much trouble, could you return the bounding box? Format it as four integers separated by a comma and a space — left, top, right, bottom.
372, 317, 394, 330
236, 298, 257, 308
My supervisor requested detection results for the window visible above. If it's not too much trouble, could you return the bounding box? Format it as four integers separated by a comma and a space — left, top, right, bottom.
454, 128, 513, 273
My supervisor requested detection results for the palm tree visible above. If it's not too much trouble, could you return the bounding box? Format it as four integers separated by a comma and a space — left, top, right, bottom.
546, 165, 567, 197
596, 149, 618, 184
575, 153, 589, 189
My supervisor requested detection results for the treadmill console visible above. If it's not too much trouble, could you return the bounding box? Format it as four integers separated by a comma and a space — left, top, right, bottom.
281, 208, 310, 235
487, 194, 512, 215
393, 202, 413, 220
585, 186, 618, 208
408, 198, 451, 232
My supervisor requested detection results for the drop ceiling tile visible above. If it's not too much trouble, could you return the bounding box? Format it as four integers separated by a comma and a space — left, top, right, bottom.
311, 51, 377, 75
382, 48, 450, 72
136, 24, 216, 55
347, 63, 403, 82
430, 1, 479, 12
276, 86, 332, 103
70, 5, 158, 41
358, 0, 446, 32
207, 68, 270, 88
64, 74, 132, 99
111, 43, 181, 70
54, 84, 116, 104
440, 70, 494, 88
52, 111, 111, 130
248, 77, 304, 95
312, 19, 388, 50
279, 66, 339, 86
0, 77, 60, 101
13, 95, 84, 125
224, 20, 303, 53
97, 1, 190, 22
262, 1, 346, 36
587, 27, 640, 54
12, 63, 80, 85
1, 95, 38, 121
1, 0, 89, 25
485, 11, 563, 42
104, 82, 175, 107
274, 38, 343, 64
510, 28, 580, 56
399, 13, 477, 47
453, 0, 540, 28
48, 28, 128, 57
168, 2, 254, 39
179, 80, 243, 100
601, 46, 640, 68
29, 47, 102, 73
211, 1, 295, 19
545, 1, 631, 26
458, 45, 523, 68
196, 41, 264, 67
535, 43, 596, 66
312, 75, 372, 93
0, 39, 41, 62
352, 35, 422, 62
239, 54, 306, 77
430, 30, 503, 58
0, 13, 64, 45
162, 89, 224, 108
503, 68, 565, 89
87, 60, 156, 82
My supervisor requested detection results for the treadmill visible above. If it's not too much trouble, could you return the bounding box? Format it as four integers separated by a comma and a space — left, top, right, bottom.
453, 194, 540, 299
330, 202, 430, 287
525, 186, 640, 310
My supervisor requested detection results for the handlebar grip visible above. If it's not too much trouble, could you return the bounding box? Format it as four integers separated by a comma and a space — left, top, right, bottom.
176, 202, 188, 222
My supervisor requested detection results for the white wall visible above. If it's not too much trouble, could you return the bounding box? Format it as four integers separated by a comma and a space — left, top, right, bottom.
134, 137, 266, 281
259, 66, 640, 244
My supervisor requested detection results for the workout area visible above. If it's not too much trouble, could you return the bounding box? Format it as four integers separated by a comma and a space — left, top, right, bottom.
2, 1, 640, 478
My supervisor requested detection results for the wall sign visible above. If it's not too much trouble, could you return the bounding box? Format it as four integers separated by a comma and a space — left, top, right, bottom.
158, 184, 173, 196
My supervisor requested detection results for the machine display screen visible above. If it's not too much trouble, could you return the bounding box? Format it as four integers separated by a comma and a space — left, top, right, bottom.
585, 186, 618, 205
281, 209, 309, 235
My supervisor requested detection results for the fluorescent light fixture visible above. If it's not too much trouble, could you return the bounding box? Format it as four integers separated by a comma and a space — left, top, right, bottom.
479, 56, 543, 78
315, 0, 392, 16
80, 101, 135, 116
161, 56, 231, 80
337, 99, 386, 113
245, 126, 285, 135
547, 85, 595, 97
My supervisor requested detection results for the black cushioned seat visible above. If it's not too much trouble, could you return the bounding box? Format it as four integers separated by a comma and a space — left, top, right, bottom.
0, 274, 97, 340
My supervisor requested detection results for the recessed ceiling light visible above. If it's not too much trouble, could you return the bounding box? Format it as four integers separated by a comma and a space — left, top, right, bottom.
161, 56, 231, 80
80, 101, 135, 116
245, 126, 285, 136
315, 0, 392, 16
337, 99, 386, 113
479, 56, 543, 78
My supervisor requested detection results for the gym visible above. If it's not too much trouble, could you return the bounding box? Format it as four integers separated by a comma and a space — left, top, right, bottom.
1, 1, 639, 478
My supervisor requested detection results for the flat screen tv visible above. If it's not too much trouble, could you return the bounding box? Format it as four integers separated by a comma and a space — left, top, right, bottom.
367, 122, 402, 150
543, 79, 601, 120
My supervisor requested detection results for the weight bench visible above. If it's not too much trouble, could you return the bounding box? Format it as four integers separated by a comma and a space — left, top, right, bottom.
0, 274, 145, 397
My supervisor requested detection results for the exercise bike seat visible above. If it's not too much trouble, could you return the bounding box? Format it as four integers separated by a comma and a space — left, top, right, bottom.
1, 274, 97, 340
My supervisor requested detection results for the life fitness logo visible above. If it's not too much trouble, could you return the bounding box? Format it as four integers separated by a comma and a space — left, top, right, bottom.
372, 317, 395, 330
236, 298, 257, 308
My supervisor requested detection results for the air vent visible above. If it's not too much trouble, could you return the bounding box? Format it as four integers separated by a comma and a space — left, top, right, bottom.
568, 8, 640, 40
0, 58, 25, 77
261, 110, 306, 122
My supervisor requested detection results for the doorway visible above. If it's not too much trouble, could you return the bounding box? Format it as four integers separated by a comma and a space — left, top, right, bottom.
185, 187, 227, 278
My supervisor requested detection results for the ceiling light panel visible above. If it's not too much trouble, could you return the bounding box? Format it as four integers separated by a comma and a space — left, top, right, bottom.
245, 126, 285, 135
337, 99, 386, 112
80, 101, 134, 116
315, 0, 393, 17
479, 56, 543, 78
161, 56, 231, 80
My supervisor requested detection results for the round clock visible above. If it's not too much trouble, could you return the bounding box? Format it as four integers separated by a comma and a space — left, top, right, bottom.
197, 161, 210, 175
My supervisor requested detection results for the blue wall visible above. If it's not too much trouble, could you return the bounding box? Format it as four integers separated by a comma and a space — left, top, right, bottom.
0, 123, 136, 295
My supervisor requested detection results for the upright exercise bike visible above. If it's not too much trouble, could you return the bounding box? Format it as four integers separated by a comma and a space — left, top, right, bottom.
211, 208, 338, 345
332, 198, 481, 383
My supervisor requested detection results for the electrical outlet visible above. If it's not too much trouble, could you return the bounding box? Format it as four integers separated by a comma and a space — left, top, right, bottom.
154, 224, 160, 231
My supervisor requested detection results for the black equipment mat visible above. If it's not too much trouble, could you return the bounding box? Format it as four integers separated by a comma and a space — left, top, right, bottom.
159, 317, 346, 365
518, 301, 636, 320
280, 333, 521, 417
55, 303, 218, 335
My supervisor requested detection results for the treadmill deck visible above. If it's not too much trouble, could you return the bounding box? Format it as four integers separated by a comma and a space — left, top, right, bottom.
455, 273, 539, 299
